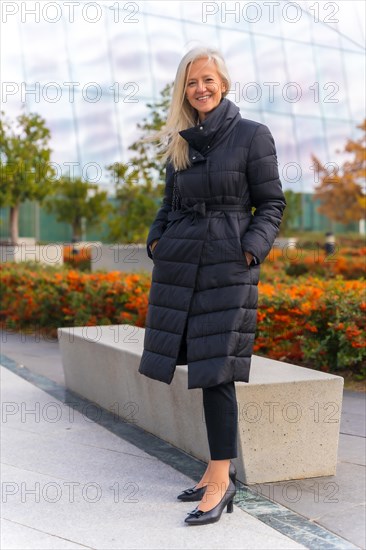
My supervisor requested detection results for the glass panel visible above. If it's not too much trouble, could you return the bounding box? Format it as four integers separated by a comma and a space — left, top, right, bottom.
1, 0, 364, 202
344, 51, 366, 122
283, 40, 321, 118
183, 20, 220, 46
252, 35, 291, 115
332, 1, 365, 53
266, 115, 301, 193
73, 93, 120, 170
144, 17, 184, 94
20, 21, 69, 83
279, 4, 311, 43
296, 117, 328, 193
1, 18, 22, 82
65, 15, 110, 88
313, 46, 350, 119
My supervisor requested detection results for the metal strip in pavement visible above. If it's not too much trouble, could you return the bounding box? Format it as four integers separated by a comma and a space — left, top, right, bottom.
0, 354, 358, 550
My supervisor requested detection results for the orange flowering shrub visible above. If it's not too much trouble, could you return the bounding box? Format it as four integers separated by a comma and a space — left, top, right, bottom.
1, 263, 365, 378
261, 246, 366, 281
0, 263, 150, 338
256, 276, 365, 377
63, 245, 91, 271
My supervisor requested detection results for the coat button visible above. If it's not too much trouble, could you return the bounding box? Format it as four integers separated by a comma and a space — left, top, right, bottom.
199, 126, 203, 130
192, 156, 196, 159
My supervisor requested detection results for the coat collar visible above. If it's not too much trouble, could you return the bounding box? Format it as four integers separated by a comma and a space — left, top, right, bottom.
178, 98, 241, 155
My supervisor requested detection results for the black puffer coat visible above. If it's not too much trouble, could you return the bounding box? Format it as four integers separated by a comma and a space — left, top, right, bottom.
138, 98, 286, 389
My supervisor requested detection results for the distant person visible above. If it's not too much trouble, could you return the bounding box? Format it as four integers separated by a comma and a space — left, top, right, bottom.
324, 231, 336, 255
138, 47, 286, 526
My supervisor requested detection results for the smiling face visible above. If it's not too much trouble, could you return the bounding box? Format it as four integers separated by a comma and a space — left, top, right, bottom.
185, 57, 227, 122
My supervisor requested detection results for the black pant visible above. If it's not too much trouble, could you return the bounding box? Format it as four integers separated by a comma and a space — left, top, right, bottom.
202, 382, 238, 460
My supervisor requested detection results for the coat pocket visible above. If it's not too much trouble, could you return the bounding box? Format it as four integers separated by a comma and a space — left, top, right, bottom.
242, 253, 250, 271
152, 237, 163, 259
236, 236, 250, 270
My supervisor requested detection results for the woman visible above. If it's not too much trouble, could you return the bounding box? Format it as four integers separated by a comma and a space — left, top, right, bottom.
138, 47, 286, 526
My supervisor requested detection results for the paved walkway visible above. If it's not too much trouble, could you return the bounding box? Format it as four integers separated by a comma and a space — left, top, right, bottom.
1, 330, 365, 549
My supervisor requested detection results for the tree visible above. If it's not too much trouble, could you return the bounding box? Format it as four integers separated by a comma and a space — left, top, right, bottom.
312, 120, 365, 228
0, 110, 55, 244
280, 190, 302, 235
106, 82, 174, 243
44, 176, 111, 241
128, 81, 173, 188
106, 162, 157, 243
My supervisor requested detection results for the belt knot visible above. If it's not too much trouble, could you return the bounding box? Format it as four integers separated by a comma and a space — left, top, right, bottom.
168, 201, 206, 224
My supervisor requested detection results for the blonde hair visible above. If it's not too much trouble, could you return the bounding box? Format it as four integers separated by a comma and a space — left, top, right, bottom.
138, 47, 232, 172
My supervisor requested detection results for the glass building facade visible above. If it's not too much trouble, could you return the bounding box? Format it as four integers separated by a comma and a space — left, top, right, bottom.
1, 0, 365, 239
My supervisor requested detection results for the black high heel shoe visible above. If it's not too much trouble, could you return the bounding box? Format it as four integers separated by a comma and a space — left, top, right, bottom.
184, 478, 236, 525
177, 461, 236, 502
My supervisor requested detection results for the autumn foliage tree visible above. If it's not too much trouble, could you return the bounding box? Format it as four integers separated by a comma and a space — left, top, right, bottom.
312, 120, 365, 228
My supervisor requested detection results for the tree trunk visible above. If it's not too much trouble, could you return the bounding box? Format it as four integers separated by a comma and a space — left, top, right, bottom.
10, 205, 19, 245
72, 221, 81, 242
359, 218, 365, 235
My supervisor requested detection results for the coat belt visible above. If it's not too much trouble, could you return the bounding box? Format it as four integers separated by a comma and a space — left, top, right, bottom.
167, 202, 252, 225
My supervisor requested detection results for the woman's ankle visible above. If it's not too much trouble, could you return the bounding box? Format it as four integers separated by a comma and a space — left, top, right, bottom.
195, 462, 211, 488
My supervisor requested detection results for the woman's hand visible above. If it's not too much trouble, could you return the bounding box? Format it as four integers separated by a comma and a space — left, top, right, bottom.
244, 251, 254, 266
151, 239, 159, 253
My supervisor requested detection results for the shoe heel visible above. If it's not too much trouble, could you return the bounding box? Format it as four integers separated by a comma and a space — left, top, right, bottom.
227, 499, 234, 513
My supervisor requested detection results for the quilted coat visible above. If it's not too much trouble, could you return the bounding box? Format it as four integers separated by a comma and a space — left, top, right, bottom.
138, 97, 286, 389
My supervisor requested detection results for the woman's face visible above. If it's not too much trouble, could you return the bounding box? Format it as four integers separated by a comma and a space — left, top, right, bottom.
185, 57, 226, 122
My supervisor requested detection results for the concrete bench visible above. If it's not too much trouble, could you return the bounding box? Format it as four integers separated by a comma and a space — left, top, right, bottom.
58, 324, 344, 485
